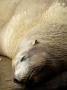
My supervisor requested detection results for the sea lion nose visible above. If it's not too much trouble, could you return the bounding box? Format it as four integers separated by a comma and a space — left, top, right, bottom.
14, 78, 19, 83
13, 76, 36, 85
13, 78, 28, 84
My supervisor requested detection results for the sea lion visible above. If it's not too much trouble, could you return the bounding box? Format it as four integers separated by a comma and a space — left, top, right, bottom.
0, 0, 67, 85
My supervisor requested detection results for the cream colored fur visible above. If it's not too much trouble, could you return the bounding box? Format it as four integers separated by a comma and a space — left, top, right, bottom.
0, 0, 67, 59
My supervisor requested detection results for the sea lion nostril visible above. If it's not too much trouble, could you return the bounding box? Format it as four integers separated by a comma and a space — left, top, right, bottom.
13, 78, 20, 83
13, 78, 28, 84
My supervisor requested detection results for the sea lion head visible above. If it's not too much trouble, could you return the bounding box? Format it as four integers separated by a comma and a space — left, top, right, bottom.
12, 40, 57, 86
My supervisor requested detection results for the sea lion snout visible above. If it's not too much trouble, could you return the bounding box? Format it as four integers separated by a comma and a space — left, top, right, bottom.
13, 45, 47, 85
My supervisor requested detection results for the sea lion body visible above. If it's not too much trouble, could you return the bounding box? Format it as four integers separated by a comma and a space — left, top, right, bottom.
0, 0, 52, 58
0, 0, 67, 85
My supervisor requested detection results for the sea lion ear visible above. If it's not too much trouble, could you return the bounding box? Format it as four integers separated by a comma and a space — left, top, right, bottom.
32, 40, 39, 46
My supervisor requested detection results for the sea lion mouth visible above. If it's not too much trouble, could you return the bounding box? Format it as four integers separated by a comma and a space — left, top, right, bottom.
13, 75, 35, 86
13, 65, 44, 86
